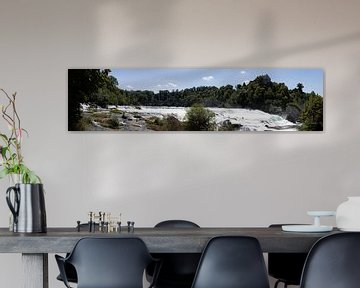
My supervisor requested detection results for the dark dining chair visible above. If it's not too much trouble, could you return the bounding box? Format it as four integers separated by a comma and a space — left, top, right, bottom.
191, 236, 270, 288
56, 223, 99, 284
268, 224, 308, 288
300, 232, 360, 288
56, 262, 77, 284
55, 237, 161, 288
146, 220, 201, 288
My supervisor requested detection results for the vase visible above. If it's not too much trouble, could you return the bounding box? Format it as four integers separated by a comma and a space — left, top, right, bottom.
336, 196, 360, 231
6, 183, 47, 233
9, 173, 21, 185
7, 174, 22, 231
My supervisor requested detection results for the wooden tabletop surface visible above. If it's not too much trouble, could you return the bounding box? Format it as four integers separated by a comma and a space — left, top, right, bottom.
0, 227, 340, 253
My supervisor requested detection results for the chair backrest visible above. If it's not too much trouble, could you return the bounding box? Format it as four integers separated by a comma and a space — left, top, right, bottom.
66, 237, 154, 288
191, 236, 270, 288
155, 219, 200, 228
150, 220, 201, 287
300, 232, 360, 288
268, 224, 308, 285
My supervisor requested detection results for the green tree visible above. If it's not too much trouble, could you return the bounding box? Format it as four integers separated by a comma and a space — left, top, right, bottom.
68, 69, 111, 130
296, 83, 304, 93
299, 94, 323, 131
185, 104, 216, 131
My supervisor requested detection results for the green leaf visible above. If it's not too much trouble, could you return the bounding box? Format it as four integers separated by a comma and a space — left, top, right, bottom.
0, 133, 8, 142
21, 128, 29, 137
28, 171, 41, 184
10, 153, 17, 161
0, 168, 9, 179
17, 164, 41, 184
1, 146, 8, 158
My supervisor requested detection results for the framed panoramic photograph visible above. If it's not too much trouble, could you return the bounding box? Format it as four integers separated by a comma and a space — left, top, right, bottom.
68, 68, 323, 132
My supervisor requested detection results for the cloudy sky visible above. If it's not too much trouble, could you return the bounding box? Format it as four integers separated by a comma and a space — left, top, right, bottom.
110, 68, 323, 96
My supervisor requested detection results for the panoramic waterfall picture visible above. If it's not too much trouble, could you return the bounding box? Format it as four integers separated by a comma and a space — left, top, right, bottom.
68, 68, 323, 132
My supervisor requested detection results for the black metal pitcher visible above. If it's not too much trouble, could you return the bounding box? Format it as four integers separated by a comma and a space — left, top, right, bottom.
6, 183, 47, 233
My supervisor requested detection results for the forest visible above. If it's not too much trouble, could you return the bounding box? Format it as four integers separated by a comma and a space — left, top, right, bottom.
68, 69, 323, 131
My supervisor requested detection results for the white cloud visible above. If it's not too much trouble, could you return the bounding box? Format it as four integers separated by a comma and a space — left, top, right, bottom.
126, 85, 134, 89
240, 70, 246, 74
168, 82, 177, 88
202, 76, 214, 81
155, 83, 177, 91
243, 80, 250, 85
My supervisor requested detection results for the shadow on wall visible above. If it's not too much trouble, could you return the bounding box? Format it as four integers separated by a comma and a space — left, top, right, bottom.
95, 0, 179, 64
229, 27, 360, 66
93, 1, 360, 66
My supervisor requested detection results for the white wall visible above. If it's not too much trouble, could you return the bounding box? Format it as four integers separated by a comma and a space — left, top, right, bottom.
0, 0, 360, 287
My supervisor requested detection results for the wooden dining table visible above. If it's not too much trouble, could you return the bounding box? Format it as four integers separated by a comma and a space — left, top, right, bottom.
0, 226, 339, 288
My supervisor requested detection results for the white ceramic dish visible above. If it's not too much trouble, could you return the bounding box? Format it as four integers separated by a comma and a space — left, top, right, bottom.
282, 225, 333, 232
307, 211, 336, 217
338, 227, 360, 232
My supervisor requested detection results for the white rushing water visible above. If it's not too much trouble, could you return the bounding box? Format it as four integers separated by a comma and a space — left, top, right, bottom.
82, 104, 298, 131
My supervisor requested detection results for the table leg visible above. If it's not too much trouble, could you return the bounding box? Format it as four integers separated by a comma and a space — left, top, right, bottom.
22, 253, 48, 288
